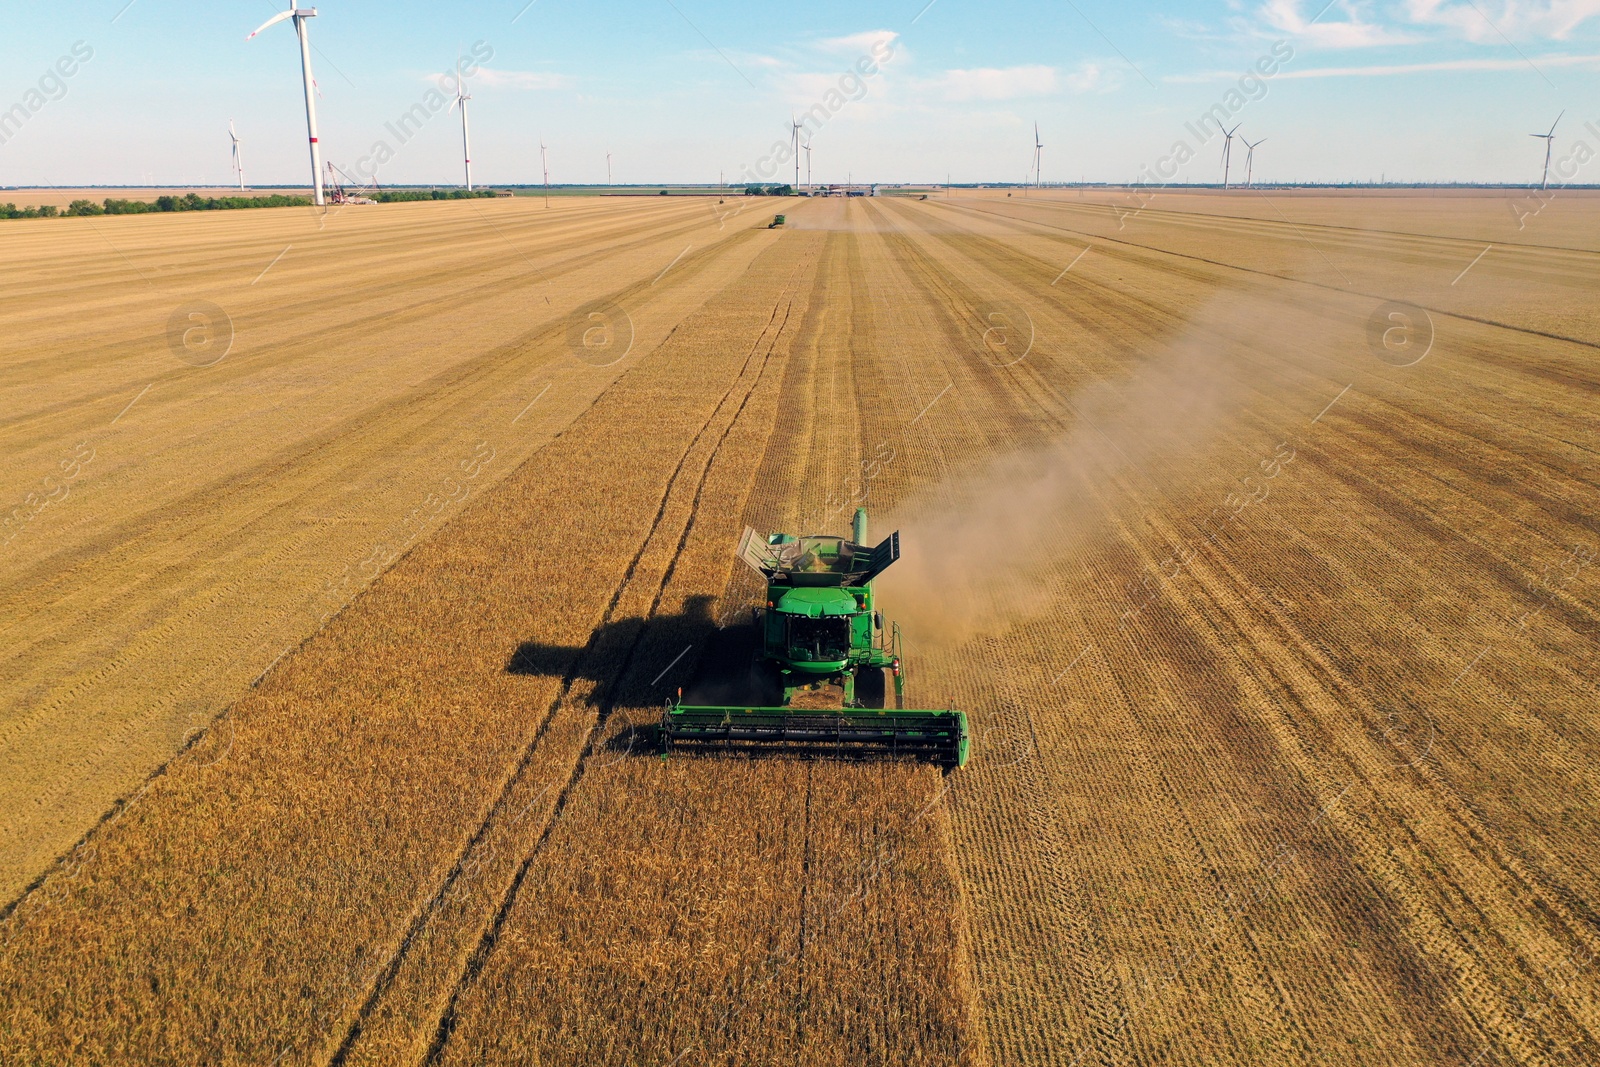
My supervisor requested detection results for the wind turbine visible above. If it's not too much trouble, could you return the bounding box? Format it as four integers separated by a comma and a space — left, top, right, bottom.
229, 120, 245, 191
606, 151, 612, 186
540, 138, 550, 207
247, 1, 325, 207
803, 136, 812, 190
1242, 136, 1265, 187
1220, 124, 1240, 190
1032, 122, 1043, 189
449, 54, 473, 190
1531, 110, 1563, 190
791, 114, 802, 188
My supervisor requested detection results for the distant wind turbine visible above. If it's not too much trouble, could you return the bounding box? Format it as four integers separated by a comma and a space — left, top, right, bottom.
1032, 122, 1043, 189
791, 114, 802, 188
1531, 110, 1564, 190
247, 1, 325, 206
1220, 124, 1240, 190
540, 138, 550, 207
803, 136, 812, 189
606, 151, 612, 185
1242, 136, 1265, 187
229, 120, 245, 191
449, 53, 473, 190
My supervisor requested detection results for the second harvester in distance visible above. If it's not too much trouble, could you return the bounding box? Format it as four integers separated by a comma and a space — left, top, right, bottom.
662, 508, 970, 767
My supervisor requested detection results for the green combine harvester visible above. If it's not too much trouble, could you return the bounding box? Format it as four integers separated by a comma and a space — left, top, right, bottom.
661, 508, 970, 767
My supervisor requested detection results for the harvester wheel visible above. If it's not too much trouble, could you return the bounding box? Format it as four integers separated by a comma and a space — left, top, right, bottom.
856, 667, 887, 709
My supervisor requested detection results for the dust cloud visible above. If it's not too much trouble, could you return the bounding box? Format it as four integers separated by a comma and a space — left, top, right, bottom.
876, 298, 1263, 652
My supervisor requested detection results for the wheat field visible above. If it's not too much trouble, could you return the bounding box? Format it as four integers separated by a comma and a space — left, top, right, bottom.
2, 189, 1597, 1065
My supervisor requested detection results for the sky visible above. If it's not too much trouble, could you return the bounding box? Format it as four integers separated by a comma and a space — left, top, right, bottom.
1, 1, 1598, 189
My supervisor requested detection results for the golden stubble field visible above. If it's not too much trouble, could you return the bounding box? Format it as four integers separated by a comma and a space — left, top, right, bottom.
2, 188, 1598, 1066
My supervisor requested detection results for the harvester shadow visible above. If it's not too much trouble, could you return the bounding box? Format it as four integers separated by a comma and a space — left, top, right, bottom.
504, 593, 769, 712
506, 594, 900, 765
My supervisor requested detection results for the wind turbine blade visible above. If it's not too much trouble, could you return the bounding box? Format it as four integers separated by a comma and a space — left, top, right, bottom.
246, 9, 294, 40
1550, 109, 1565, 135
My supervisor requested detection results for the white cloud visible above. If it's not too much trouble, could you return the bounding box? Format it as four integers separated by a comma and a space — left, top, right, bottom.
1403, 0, 1600, 41
813, 30, 900, 56
1276, 51, 1600, 74
1168, 50, 1600, 80
1258, 0, 1421, 47
934, 65, 1059, 101
1251, 0, 1600, 46
449, 68, 571, 90
1063, 61, 1125, 92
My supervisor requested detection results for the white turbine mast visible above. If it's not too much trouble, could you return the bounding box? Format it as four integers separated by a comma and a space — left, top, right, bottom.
540, 138, 550, 207
1242, 136, 1265, 187
1221, 124, 1240, 190
803, 135, 812, 190
229, 120, 245, 191
449, 52, 473, 190
607, 151, 612, 186
791, 114, 802, 188
247, 1, 325, 207
1531, 110, 1563, 190
1033, 122, 1043, 189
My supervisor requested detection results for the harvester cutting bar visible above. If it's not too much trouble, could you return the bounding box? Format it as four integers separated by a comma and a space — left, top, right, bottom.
662, 705, 970, 768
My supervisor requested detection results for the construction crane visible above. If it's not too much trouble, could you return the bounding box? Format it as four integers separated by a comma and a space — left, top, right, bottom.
661, 508, 970, 767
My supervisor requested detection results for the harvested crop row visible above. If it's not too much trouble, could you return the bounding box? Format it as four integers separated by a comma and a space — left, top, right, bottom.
0, 196, 763, 900
0, 219, 814, 1065
867, 193, 1600, 1064
429, 213, 984, 1067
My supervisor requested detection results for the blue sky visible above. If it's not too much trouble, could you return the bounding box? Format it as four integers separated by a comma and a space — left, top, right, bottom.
1, 1, 1597, 188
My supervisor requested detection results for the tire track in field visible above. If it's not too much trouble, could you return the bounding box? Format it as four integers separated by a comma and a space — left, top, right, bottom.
330, 249, 813, 1067
911, 198, 1600, 1061
939, 198, 1600, 360
418, 269, 804, 1067
1, 201, 721, 398
1, 224, 769, 920
1006, 195, 1600, 264
1167, 498, 1600, 1061
847, 201, 1148, 1063
869, 198, 1411, 1063
0, 227, 760, 768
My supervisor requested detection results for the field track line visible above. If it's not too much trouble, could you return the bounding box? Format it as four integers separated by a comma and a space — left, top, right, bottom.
0, 227, 759, 790
416, 266, 805, 1067
939, 198, 1600, 355
1006, 194, 1600, 262
327, 253, 809, 1066
0, 203, 726, 425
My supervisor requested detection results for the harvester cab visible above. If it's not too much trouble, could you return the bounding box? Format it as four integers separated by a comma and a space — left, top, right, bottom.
745, 507, 901, 708
661, 508, 970, 767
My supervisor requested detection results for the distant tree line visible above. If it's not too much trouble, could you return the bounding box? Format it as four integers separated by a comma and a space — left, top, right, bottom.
368, 188, 498, 202
743, 184, 793, 196
0, 187, 499, 219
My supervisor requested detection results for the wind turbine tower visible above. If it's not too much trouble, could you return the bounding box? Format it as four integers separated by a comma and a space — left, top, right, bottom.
229, 120, 245, 191
247, 1, 325, 207
1221, 124, 1240, 190
540, 138, 550, 207
1242, 136, 1265, 187
607, 151, 612, 185
1033, 122, 1043, 188
803, 136, 812, 190
1531, 111, 1564, 190
791, 114, 802, 188
449, 55, 473, 190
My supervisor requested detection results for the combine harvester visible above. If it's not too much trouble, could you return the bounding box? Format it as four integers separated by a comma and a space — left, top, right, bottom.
662, 508, 970, 767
